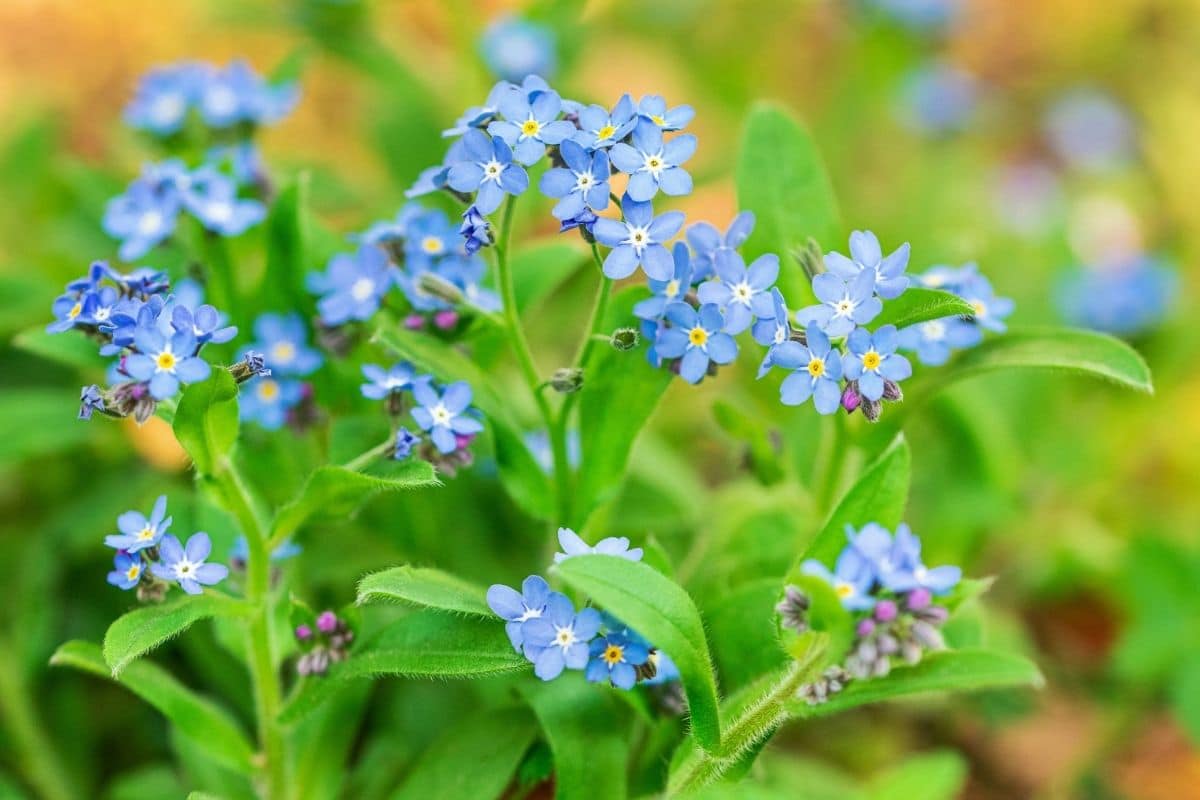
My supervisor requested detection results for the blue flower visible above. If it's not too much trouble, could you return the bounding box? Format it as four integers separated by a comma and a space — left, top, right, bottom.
636, 95, 695, 132
796, 270, 881, 337
107, 552, 144, 591
553, 527, 644, 563
359, 204, 426, 247
104, 495, 172, 553
898, 62, 979, 135
1044, 88, 1133, 173
170, 303, 237, 345
124, 325, 211, 400
442, 81, 515, 138
393, 427, 421, 460
247, 313, 322, 376
897, 316, 980, 366
411, 381, 484, 454
957, 273, 1014, 333
47, 290, 93, 334
752, 287, 792, 350
206, 141, 266, 187
151, 532, 229, 595
439, 255, 503, 312
800, 549, 876, 611
655, 303, 738, 384
539, 139, 610, 221
824, 231, 911, 300
447, 130, 530, 214
571, 94, 638, 151
308, 246, 396, 326
459, 206, 492, 254
768, 327, 845, 414
586, 633, 649, 689
124, 62, 205, 134
181, 168, 265, 236
687, 212, 756, 281
525, 429, 581, 474
1055, 258, 1174, 337
592, 195, 685, 281
405, 208, 459, 266
697, 251, 779, 335
633, 242, 693, 321
609, 123, 696, 202
79, 385, 105, 420
487, 87, 575, 166
487, 574, 553, 655
103, 180, 181, 261
198, 60, 298, 128
520, 593, 602, 681
361, 362, 421, 399
842, 326, 912, 402
239, 376, 304, 430
99, 262, 170, 296
559, 208, 598, 237
480, 17, 557, 84
599, 616, 681, 686
229, 536, 301, 564
875, 524, 961, 594
407, 137, 469, 199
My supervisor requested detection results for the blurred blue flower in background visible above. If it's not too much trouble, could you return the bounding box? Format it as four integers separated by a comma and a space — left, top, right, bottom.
1044, 88, 1135, 173
897, 61, 979, 135
246, 313, 323, 376
308, 246, 396, 326
124, 62, 206, 134
480, 16, 557, 84
239, 376, 304, 430
868, 0, 962, 30
1056, 257, 1175, 337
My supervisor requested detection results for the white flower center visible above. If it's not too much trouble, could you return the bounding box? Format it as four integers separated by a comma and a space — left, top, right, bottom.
834, 296, 857, 317
643, 150, 666, 176
554, 625, 577, 650
94, 307, 111, 322
922, 320, 946, 340
773, 324, 786, 344
206, 202, 233, 224
626, 226, 651, 253
482, 160, 503, 182
517, 606, 542, 623
430, 403, 453, 426
137, 211, 164, 236
731, 281, 754, 306
350, 278, 375, 302
574, 171, 595, 192
206, 86, 238, 116
151, 93, 186, 125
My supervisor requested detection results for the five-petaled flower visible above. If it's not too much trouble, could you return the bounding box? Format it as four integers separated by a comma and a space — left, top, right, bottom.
768, 327, 845, 414
636, 95, 695, 132
687, 212, 756, 282
592, 195, 685, 281
104, 495, 172, 553
486, 87, 575, 166
487, 575, 553, 655
610, 122, 696, 202
752, 288, 792, 377
519, 593, 602, 681
586, 632, 650, 690
841, 326, 912, 402
824, 231, 911, 300
697, 251, 779, 335
796, 269, 881, 337
655, 303, 739, 384
124, 324, 211, 400
800, 549, 876, 611
150, 532, 229, 595
539, 139, 610, 221
107, 552, 145, 591
571, 94, 638, 151
411, 381, 484, 454
360, 362, 422, 400
447, 130, 530, 215
246, 313, 323, 376
308, 246, 396, 326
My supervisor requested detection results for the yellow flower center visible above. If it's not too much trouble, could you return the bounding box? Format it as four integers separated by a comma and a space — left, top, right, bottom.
421, 236, 443, 255
664, 279, 680, 298
970, 300, 987, 317
688, 327, 709, 347
807, 357, 825, 378
651, 114, 667, 127
521, 118, 541, 137
597, 124, 617, 141
68, 302, 83, 319
155, 351, 177, 371
137, 526, 156, 541
835, 582, 854, 599
257, 379, 280, 401
126, 564, 141, 580
272, 341, 295, 363
647, 156, 661, 169
603, 644, 624, 666
862, 351, 881, 370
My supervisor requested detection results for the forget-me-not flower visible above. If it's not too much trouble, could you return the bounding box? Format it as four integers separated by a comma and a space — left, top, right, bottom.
633, 242, 693, 321
897, 316, 979, 366
239, 376, 304, 430
124, 62, 205, 134
796, 269, 881, 337
107, 552, 144, 591
151, 532, 229, 595
877, 524, 961, 595
636, 95, 694, 132
103, 181, 181, 261
447, 130, 530, 214
393, 428, 421, 459
411, 381, 484, 454
769, 327, 845, 414
592, 195, 685, 281
487, 87, 575, 165
480, 17, 557, 84
487, 574, 553, 655
800, 550, 876, 611
308, 246, 396, 326
198, 60, 298, 128
248, 313, 322, 376
571, 94, 637, 151
609, 123, 696, 202
687, 212, 755, 281
520, 593, 602, 681
586, 632, 649, 690
104, 495, 172, 553
124, 324, 210, 400
958, 273, 1014, 333
697, 251, 779, 334
459, 206, 492, 254
824, 231, 911, 300
553, 527, 644, 563
655, 303, 738, 384
182, 169, 265, 236
539, 139, 609, 221
360, 362, 422, 399
842, 325, 912, 402
170, 304, 237, 346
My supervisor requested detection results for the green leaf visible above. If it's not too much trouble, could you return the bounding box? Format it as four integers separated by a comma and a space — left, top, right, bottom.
867, 751, 967, 800
520, 675, 630, 800
393, 707, 538, 800
712, 400, 785, 485
0, 389, 94, 468
103, 594, 250, 676
11, 325, 108, 371
800, 434, 910, 567
916, 327, 1154, 397
554, 555, 721, 752
511, 241, 587, 313
258, 176, 314, 318
704, 578, 789, 692
51, 640, 254, 773
278, 611, 527, 726
779, 574, 854, 666
356, 565, 491, 617
575, 288, 673, 525
870, 288, 975, 330
786, 649, 1043, 719
173, 369, 239, 475
737, 102, 841, 307
271, 460, 440, 544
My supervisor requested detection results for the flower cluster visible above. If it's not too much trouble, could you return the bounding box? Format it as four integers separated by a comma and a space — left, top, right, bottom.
897, 263, 1013, 365
239, 313, 323, 430
486, 529, 677, 691
104, 496, 228, 600
359, 362, 485, 475
779, 522, 961, 703
50, 262, 252, 422
293, 609, 355, 677
124, 60, 299, 136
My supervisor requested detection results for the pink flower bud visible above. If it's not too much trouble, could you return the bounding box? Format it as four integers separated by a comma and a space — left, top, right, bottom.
907, 587, 932, 610
874, 599, 898, 622
403, 314, 426, 331
841, 383, 861, 412
316, 610, 338, 633
294, 624, 312, 641
856, 619, 876, 637
433, 310, 460, 330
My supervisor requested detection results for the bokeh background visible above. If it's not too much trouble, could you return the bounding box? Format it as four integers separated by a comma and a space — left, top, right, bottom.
1, 0, 1198, 798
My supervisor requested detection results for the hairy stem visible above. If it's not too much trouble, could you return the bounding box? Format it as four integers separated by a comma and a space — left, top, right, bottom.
0, 638, 75, 800
215, 458, 287, 800
340, 438, 394, 473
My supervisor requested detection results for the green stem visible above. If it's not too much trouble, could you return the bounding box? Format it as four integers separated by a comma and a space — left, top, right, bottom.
0, 638, 75, 800
493, 196, 571, 524
666, 643, 827, 796
201, 231, 239, 325
341, 438, 394, 473
215, 458, 287, 800
814, 414, 848, 513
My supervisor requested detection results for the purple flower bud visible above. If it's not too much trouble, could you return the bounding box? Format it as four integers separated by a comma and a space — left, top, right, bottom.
874, 599, 898, 622
906, 587, 932, 610
882, 379, 903, 402
454, 433, 476, 450
841, 382, 861, 412
403, 314, 425, 331
316, 610, 337, 633
433, 310, 459, 330
856, 618, 876, 637
295, 624, 313, 641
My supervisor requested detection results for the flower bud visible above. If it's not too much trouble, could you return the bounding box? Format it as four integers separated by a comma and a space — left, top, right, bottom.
403, 314, 426, 331
433, 310, 460, 330
855, 618, 876, 638
861, 397, 882, 423
417, 272, 465, 305
550, 367, 584, 394
295, 624, 313, 641
794, 238, 825, 281
874, 599, 898, 622
610, 327, 640, 351
882, 379, 903, 402
906, 587, 932, 610
911, 620, 945, 650
316, 610, 338, 634
841, 382, 861, 413
231, 351, 271, 384
775, 585, 810, 633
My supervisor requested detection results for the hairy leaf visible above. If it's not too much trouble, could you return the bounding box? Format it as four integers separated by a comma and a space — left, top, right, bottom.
554, 555, 721, 752
173, 369, 239, 475
52, 641, 254, 772
356, 565, 492, 617
870, 288, 975, 330
103, 594, 250, 676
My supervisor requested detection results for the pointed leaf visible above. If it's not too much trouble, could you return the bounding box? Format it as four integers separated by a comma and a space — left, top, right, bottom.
103, 594, 251, 676
870, 288, 975, 330
356, 565, 491, 617
554, 555, 721, 752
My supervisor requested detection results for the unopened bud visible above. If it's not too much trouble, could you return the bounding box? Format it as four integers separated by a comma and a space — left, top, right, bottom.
874, 599, 898, 622
231, 351, 271, 384
861, 397, 882, 423
841, 382, 861, 413
403, 314, 426, 331
316, 610, 338, 634
417, 272, 465, 305
610, 327, 640, 351
550, 367, 583, 394
856, 618, 876, 637
794, 237, 825, 281
433, 310, 460, 330
882, 379, 903, 402
295, 624, 313, 641
906, 587, 932, 610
